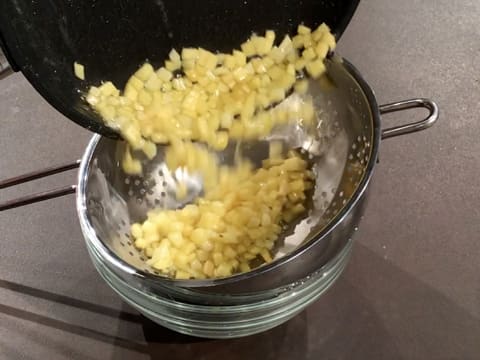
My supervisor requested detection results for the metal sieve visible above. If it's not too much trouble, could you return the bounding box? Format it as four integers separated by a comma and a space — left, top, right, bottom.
0, 56, 438, 296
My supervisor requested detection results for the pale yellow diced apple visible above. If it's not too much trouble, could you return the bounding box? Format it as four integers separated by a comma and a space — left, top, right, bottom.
156, 67, 173, 82
73, 62, 85, 80
135, 63, 155, 81
306, 59, 326, 78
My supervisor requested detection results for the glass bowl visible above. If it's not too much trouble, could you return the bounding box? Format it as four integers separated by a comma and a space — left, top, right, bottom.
85, 236, 352, 339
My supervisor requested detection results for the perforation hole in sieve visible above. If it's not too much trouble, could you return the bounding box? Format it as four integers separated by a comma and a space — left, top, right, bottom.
322, 128, 371, 221
124, 174, 158, 205
98, 166, 169, 274
115, 228, 158, 273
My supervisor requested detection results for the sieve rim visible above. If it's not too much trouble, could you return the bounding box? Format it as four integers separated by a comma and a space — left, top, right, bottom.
76, 56, 381, 288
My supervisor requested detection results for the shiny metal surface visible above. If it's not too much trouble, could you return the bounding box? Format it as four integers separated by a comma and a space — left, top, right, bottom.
380, 98, 438, 139
0, 161, 79, 211
0, 185, 76, 211
76, 56, 382, 295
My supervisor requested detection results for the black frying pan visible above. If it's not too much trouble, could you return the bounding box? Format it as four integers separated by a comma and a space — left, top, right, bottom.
0, 0, 359, 137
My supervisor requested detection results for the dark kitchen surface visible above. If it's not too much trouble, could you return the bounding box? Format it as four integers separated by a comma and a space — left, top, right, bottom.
0, 0, 478, 359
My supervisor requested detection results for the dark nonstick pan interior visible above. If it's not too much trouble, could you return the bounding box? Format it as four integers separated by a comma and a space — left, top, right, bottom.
0, 0, 359, 137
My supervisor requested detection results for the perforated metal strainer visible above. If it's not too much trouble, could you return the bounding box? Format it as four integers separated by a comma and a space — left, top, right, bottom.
0, 56, 438, 296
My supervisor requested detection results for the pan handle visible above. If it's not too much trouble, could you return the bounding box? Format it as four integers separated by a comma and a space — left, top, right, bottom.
379, 98, 439, 139
0, 161, 80, 211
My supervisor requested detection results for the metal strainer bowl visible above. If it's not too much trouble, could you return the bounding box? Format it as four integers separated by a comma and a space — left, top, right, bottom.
0, 56, 438, 301
77, 55, 437, 295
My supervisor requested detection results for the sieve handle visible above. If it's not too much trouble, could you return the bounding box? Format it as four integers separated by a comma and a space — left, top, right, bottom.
379, 98, 439, 139
0, 160, 80, 211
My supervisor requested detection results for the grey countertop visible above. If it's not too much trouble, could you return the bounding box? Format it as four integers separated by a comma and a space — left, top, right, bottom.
0, 0, 479, 359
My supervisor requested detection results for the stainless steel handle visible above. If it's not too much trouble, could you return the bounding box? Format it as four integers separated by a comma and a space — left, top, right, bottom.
0, 161, 80, 211
0, 186, 77, 211
379, 98, 439, 139
0, 47, 13, 79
